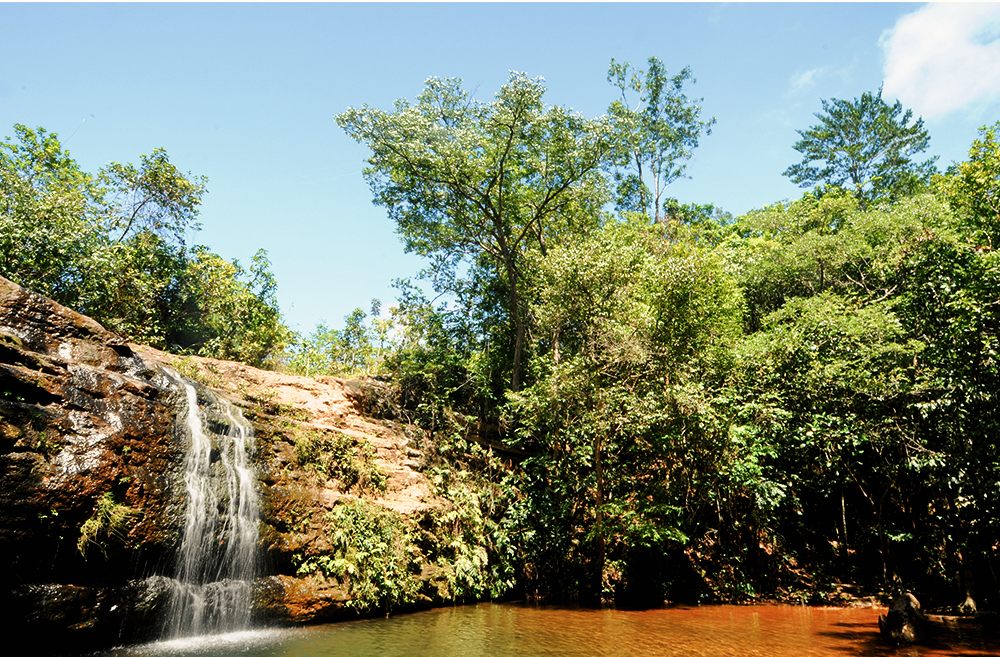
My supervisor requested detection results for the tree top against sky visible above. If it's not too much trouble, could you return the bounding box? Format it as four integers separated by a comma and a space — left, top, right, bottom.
1, 2, 999, 331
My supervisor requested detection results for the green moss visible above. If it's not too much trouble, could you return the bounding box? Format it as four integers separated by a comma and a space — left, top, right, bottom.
282, 499, 312, 536
11, 419, 61, 457
77, 491, 137, 557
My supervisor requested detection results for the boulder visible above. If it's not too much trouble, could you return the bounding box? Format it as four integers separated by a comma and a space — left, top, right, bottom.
879, 592, 926, 644
254, 574, 352, 624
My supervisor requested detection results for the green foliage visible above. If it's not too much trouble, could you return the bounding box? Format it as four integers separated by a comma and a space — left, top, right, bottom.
0, 124, 104, 305
296, 499, 419, 612
293, 429, 386, 493
284, 300, 389, 377
724, 189, 953, 331
178, 246, 290, 366
424, 468, 516, 601
892, 235, 1000, 587
739, 292, 916, 400
935, 120, 1000, 246
0, 123, 290, 368
77, 492, 137, 558
507, 217, 744, 603
784, 87, 937, 208
317, 76, 1000, 608
99, 147, 206, 245
365, 279, 497, 434
607, 57, 716, 220
338, 72, 612, 392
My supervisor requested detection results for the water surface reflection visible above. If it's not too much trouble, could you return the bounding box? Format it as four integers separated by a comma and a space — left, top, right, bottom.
101, 603, 1000, 657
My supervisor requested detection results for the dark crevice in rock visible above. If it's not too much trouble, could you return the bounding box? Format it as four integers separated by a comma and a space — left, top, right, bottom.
0, 365, 62, 407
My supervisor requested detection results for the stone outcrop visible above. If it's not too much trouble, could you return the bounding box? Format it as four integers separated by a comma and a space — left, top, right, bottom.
879, 592, 926, 644
0, 275, 186, 652
0, 274, 498, 654
134, 346, 470, 624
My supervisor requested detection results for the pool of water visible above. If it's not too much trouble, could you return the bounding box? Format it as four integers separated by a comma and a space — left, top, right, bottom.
96, 603, 1000, 657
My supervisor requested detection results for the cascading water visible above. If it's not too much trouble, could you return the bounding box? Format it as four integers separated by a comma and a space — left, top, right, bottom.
164, 374, 261, 638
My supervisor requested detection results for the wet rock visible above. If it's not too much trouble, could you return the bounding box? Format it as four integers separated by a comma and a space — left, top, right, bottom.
0, 273, 500, 649
6, 575, 175, 653
0, 275, 186, 653
879, 592, 926, 644
254, 574, 352, 623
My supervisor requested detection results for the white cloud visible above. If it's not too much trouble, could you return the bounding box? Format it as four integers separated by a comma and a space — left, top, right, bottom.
789, 68, 821, 93
881, 3, 1000, 119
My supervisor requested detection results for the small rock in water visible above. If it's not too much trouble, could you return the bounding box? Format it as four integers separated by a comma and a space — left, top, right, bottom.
879, 592, 926, 644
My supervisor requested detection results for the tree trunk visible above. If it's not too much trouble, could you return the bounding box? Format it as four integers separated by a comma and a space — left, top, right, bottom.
512, 316, 525, 392
500, 250, 525, 392
595, 431, 605, 603
877, 489, 894, 587
958, 550, 977, 613
841, 488, 849, 561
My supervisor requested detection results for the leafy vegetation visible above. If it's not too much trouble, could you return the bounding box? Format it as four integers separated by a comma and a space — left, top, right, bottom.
293, 428, 387, 493
607, 57, 715, 219
77, 492, 137, 558
329, 72, 1000, 611
294, 499, 419, 612
337, 72, 613, 393
783, 86, 937, 208
0, 124, 289, 367
283, 301, 391, 377
8, 61, 1000, 614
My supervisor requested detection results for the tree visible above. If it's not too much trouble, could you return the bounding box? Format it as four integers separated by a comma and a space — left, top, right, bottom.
935, 121, 1000, 247
508, 217, 744, 604
724, 190, 946, 332
893, 235, 1000, 610
337, 73, 611, 392
99, 147, 207, 246
0, 123, 289, 367
783, 87, 936, 208
87, 149, 208, 343
607, 57, 715, 220
733, 291, 921, 586
0, 124, 104, 304
0, 124, 207, 334
178, 247, 289, 367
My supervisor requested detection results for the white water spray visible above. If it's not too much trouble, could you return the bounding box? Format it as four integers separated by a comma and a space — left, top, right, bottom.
164, 375, 261, 638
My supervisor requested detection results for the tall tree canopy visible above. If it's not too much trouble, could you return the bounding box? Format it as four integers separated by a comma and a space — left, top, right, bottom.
337, 73, 612, 391
935, 121, 1000, 247
783, 87, 936, 208
607, 57, 715, 220
0, 124, 288, 367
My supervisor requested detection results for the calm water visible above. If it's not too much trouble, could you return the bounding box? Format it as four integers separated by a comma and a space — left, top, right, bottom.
99, 603, 1000, 657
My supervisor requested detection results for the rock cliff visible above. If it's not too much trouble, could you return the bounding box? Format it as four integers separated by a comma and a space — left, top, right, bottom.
0, 274, 503, 655
133, 346, 453, 624
0, 274, 185, 652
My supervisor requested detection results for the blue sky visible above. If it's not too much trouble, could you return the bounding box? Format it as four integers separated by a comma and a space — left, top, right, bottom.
3, 2, 1000, 334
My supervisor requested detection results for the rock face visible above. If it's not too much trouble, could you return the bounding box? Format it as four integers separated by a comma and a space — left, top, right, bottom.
879, 592, 926, 644
1, 275, 504, 654
0, 275, 186, 653
134, 346, 488, 625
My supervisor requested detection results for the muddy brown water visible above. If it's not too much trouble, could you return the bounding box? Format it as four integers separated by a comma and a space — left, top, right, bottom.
100, 603, 1000, 657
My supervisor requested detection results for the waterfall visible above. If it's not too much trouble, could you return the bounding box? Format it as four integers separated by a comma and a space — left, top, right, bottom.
164, 374, 261, 638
